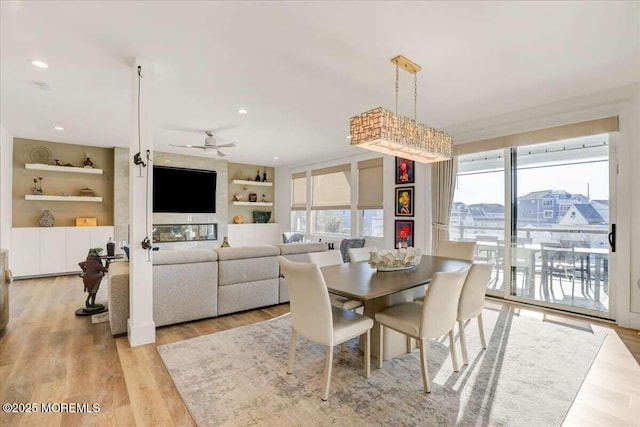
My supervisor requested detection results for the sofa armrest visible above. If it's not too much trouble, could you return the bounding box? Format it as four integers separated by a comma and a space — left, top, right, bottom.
108, 261, 130, 336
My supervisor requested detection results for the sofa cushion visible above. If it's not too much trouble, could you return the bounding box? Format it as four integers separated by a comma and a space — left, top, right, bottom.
216, 245, 280, 260
153, 249, 217, 265
276, 242, 327, 255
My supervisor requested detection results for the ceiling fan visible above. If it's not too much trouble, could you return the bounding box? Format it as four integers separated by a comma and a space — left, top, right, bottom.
169, 130, 236, 157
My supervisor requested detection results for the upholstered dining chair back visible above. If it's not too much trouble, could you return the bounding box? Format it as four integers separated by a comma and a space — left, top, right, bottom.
282, 232, 304, 243
455, 263, 492, 365
434, 240, 477, 262
458, 263, 492, 321
308, 250, 344, 267
420, 269, 469, 339
278, 257, 333, 346
307, 250, 364, 311
347, 246, 377, 263
339, 238, 365, 262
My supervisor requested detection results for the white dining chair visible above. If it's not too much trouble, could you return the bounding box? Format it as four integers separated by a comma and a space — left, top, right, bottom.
375, 268, 468, 393
278, 256, 373, 401
307, 251, 363, 310
434, 240, 477, 261
457, 263, 493, 365
414, 240, 476, 305
347, 246, 377, 263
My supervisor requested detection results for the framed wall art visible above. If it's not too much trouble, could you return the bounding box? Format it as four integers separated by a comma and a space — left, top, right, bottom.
394, 220, 414, 249
395, 157, 415, 184
395, 186, 414, 217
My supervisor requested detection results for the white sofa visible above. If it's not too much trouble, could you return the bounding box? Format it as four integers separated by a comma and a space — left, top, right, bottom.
107, 242, 328, 336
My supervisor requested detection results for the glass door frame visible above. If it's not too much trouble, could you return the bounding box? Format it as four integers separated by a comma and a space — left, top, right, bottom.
498, 138, 617, 320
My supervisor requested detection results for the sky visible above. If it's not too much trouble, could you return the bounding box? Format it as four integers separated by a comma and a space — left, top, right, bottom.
454, 160, 609, 206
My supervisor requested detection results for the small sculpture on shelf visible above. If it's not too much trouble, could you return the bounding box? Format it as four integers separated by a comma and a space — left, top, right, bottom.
79, 187, 95, 197
33, 177, 43, 195
54, 159, 74, 167
233, 215, 244, 224
39, 210, 55, 227
83, 157, 94, 168
248, 192, 257, 202
261, 193, 267, 202
262, 168, 267, 182
76, 248, 109, 316
255, 169, 261, 182
232, 193, 243, 201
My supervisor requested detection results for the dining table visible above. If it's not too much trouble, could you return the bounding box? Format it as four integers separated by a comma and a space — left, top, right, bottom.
320, 254, 472, 360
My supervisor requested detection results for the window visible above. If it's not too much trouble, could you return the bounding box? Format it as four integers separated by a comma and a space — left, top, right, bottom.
362, 209, 383, 237
358, 158, 384, 238
543, 210, 554, 218
311, 164, 351, 236
290, 172, 307, 232
542, 199, 553, 207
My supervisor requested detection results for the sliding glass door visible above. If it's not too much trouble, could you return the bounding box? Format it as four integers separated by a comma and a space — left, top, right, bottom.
510, 135, 612, 317
451, 134, 615, 319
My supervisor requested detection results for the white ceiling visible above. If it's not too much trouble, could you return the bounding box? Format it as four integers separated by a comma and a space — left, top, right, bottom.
1, 1, 638, 167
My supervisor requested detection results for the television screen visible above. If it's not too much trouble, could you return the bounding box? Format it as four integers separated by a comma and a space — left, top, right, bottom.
153, 166, 217, 213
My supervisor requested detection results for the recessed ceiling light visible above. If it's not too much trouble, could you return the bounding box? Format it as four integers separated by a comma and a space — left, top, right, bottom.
346, 135, 352, 139
273, 156, 279, 160
53, 126, 64, 131
32, 60, 48, 68
237, 108, 248, 114
185, 144, 193, 147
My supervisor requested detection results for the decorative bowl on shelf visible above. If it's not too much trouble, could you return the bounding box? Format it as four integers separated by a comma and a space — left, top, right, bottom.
368, 247, 422, 271
252, 211, 271, 223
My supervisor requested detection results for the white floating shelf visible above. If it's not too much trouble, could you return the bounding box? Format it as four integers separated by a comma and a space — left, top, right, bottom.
231, 201, 273, 206
25, 195, 103, 202
25, 163, 103, 175
230, 179, 272, 187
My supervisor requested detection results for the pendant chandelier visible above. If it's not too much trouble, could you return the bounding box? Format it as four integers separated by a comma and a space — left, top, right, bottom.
349, 55, 453, 163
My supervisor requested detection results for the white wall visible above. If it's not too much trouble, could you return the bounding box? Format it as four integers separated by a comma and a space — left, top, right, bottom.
0, 125, 13, 250
446, 83, 640, 329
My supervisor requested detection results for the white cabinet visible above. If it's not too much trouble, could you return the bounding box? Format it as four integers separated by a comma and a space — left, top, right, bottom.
227, 223, 281, 247
11, 226, 114, 278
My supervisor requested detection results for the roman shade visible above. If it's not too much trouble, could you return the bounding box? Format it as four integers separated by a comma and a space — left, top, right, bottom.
357, 158, 383, 210
291, 172, 307, 211
311, 164, 351, 210
453, 116, 619, 156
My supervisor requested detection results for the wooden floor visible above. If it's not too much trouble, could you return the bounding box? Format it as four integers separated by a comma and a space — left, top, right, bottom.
0, 274, 638, 426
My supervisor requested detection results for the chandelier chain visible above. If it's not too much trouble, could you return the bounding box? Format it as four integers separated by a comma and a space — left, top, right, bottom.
395, 63, 399, 116
414, 73, 418, 122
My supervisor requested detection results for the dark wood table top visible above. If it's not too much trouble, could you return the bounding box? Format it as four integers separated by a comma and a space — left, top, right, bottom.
321, 255, 472, 301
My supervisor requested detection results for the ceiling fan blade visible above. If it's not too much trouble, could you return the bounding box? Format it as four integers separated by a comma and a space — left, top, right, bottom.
163, 124, 237, 134
215, 150, 227, 157
215, 142, 236, 148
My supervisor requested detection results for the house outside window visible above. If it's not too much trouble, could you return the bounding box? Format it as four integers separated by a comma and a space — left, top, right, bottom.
543, 209, 554, 218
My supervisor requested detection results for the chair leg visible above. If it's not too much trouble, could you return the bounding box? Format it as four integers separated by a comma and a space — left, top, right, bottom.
378, 324, 384, 369
448, 330, 459, 372
364, 329, 371, 378
322, 346, 334, 401
478, 314, 487, 349
419, 338, 431, 393
458, 320, 469, 366
406, 336, 413, 353
287, 329, 297, 374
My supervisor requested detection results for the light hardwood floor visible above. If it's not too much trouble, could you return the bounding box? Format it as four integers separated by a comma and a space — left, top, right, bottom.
0, 274, 638, 426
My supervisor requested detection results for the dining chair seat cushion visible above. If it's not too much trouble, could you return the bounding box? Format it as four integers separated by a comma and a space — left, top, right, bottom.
330, 294, 364, 310
375, 302, 423, 337
331, 305, 373, 344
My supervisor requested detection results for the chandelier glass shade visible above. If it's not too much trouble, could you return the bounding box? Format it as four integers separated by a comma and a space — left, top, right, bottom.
350, 56, 453, 163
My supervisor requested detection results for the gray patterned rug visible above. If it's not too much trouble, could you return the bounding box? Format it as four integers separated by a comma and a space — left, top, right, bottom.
158, 307, 606, 427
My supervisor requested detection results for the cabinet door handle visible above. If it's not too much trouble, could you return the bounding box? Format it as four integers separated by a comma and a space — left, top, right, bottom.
608, 224, 616, 253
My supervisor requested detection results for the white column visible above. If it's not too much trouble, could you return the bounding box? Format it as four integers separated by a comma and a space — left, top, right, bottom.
127, 58, 155, 347
0, 125, 13, 251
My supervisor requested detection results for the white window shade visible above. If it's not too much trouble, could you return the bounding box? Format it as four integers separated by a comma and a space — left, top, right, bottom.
291, 172, 307, 211
311, 164, 351, 210
357, 157, 383, 209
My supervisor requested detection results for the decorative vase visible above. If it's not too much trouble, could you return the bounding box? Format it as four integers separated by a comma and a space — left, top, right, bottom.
106, 237, 115, 256
221, 236, 230, 248
39, 210, 55, 227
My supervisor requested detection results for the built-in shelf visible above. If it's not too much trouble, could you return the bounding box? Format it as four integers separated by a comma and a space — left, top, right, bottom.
231, 201, 273, 207
230, 179, 272, 187
25, 163, 103, 175
25, 195, 103, 202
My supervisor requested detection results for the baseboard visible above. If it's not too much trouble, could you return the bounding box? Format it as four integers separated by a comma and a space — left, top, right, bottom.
127, 319, 156, 347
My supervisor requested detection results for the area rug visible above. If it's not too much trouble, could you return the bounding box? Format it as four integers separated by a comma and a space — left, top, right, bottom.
157, 307, 606, 427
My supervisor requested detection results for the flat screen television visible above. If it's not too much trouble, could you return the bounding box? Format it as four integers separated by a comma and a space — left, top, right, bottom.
153, 166, 217, 213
